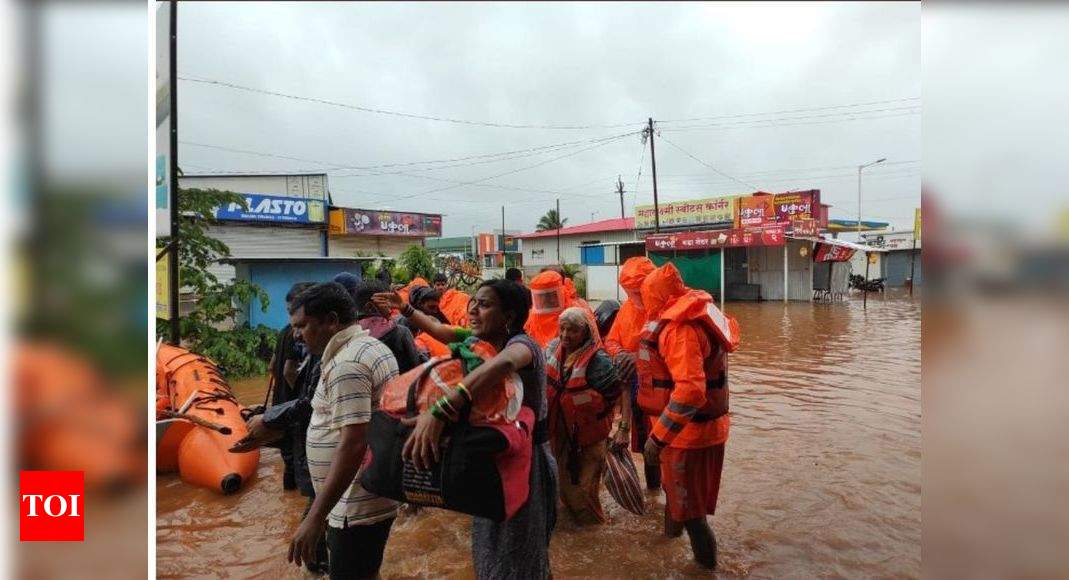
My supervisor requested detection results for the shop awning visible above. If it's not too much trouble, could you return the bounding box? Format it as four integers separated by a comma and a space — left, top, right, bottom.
805, 237, 886, 262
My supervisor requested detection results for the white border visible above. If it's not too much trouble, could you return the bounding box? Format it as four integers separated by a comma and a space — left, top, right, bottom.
147, 0, 159, 576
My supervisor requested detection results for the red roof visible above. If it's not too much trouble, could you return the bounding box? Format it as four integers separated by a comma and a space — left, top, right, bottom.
518, 217, 635, 239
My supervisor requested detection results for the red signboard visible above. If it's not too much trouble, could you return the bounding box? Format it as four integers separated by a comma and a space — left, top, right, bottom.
646, 226, 786, 252
338, 208, 442, 237
738, 195, 776, 228
791, 217, 819, 237
772, 191, 816, 223
813, 242, 856, 262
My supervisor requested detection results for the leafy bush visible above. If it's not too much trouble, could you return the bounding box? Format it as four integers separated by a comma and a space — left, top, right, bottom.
157, 186, 272, 379
399, 245, 436, 281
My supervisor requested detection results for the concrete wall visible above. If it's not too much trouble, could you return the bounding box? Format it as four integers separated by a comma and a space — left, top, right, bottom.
328, 235, 418, 259
586, 264, 626, 302
236, 261, 365, 330
181, 174, 328, 201
521, 230, 638, 267
849, 250, 882, 280
747, 240, 814, 301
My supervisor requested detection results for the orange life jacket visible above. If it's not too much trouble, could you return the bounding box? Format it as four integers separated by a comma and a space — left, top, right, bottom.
545, 340, 612, 447
636, 318, 729, 421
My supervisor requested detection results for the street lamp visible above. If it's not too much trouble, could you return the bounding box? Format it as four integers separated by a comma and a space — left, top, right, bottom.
857, 158, 887, 235
590, 210, 599, 222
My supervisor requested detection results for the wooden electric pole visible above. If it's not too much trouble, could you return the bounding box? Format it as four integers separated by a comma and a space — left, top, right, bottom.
648, 118, 661, 233
616, 175, 625, 219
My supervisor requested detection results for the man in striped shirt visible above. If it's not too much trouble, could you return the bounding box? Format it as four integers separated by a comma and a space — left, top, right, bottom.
286, 282, 399, 580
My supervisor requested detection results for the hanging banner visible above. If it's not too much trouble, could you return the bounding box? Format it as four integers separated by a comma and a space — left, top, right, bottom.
215, 193, 326, 223
813, 243, 856, 263
477, 233, 498, 255
634, 196, 736, 229
330, 208, 442, 237
646, 225, 785, 251
155, 2, 172, 238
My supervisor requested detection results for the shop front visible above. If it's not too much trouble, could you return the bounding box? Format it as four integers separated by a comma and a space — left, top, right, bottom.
327, 207, 442, 258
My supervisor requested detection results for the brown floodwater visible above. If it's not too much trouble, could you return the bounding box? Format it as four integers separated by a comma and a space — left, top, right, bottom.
157, 295, 920, 578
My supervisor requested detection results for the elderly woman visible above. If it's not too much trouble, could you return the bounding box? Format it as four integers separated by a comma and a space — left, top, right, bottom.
546, 307, 621, 525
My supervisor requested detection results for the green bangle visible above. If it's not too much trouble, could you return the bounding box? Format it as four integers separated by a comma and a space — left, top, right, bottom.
430, 402, 448, 422
455, 383, 472, 404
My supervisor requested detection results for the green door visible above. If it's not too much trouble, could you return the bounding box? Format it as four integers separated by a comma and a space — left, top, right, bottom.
648, 249, 722, 296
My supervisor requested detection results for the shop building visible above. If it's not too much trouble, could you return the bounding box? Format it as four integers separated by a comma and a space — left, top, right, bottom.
179, 173, 330, 285
327, 207, 442, 258
517, 218, 637, 271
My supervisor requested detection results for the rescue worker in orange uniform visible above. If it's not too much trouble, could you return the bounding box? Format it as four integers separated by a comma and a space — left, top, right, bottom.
525, 270, 598, 348
602, 256, 660, 489
638, 262, 740, 570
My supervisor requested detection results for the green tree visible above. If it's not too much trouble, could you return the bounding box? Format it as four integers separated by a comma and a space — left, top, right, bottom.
536, 209, 567, 232
398, 245, 436, 281
157, 187, 274, 378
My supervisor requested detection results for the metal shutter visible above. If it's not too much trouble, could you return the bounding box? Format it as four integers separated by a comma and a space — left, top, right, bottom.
206, 224, 324, 284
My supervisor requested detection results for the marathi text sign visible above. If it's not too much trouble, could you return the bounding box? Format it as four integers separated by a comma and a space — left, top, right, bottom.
155, 2, 171, 237
215, 193, 326, 223
772, 191, 816, 223
737, 195, 776, 228
646, 225, 785, 252
791, 218, 819, 237
331, 208, 442, 237
635, 196, 735, 229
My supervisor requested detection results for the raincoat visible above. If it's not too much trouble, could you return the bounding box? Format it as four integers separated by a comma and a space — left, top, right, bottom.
439, 288, 471, 327
524, 271, 599, 348
603, 257, 655, 357
639, 262, 739, 450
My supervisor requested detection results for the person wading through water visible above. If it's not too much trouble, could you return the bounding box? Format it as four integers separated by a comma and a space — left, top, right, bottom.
269, 281, 315, 491
373, 280, 557, 580
546, 307, 622, 525
603, 257, 660, 490
234, 283, 400, 579
637, 263, 738, 570
525, 270, 596, 349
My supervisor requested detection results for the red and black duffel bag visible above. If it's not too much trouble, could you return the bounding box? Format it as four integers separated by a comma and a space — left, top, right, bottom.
360, 357, 534, 522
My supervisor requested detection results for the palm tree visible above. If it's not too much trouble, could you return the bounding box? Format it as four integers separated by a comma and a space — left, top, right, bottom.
536, 209, 567, 232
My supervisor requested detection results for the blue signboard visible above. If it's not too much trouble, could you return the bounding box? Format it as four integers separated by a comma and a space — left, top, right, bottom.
214, 193, 326, 224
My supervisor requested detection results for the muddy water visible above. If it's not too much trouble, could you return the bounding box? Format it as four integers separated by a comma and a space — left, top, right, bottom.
157, 296, 920, 578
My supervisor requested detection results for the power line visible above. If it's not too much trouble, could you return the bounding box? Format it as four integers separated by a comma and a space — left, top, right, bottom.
657, 97, 920, 124
660, 108, 920, 133
389, 131, 636, 200
656, 134, 760, 190
655, 159, 920, 179
179, 75, 648, 130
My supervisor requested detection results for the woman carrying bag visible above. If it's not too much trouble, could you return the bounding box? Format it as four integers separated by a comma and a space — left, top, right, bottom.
372, 280, 557, 580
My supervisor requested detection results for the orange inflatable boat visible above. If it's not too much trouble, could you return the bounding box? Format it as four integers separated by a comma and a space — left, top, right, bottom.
156, 344, 259, 494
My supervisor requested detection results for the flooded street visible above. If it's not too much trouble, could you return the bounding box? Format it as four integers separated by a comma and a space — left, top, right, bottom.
157, 296, 920, 578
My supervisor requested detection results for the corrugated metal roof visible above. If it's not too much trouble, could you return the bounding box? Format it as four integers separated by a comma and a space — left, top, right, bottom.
518, 217, 634, 239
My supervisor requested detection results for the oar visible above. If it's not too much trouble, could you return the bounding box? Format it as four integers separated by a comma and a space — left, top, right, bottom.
159, 410, 233, 435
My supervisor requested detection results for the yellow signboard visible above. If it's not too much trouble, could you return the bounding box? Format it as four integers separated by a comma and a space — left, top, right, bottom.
157, 251, 171, 320
635, 196, 736, 230
913, 207, 922, 240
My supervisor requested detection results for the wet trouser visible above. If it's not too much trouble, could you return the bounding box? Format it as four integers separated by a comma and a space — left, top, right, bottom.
326, 517, 395, 580
628, 375, 660, 489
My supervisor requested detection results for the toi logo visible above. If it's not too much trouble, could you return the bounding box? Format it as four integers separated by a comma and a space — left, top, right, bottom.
19, 471, 84, 542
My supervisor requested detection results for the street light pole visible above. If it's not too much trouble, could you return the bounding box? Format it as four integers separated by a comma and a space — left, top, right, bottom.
857, 157, 887, 235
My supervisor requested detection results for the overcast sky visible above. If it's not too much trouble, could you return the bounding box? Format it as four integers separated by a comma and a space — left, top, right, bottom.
175, 2, 920, 238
